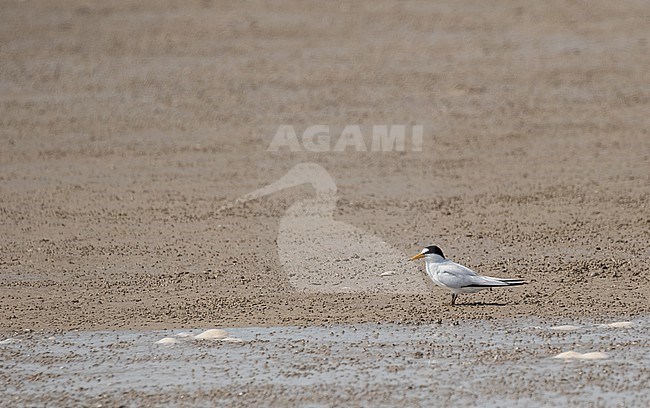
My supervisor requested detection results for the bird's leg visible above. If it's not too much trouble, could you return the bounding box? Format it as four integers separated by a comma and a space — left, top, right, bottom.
451, 293, 458, 306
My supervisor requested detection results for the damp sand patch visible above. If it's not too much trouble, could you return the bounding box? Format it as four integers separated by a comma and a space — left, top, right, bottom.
1, 317, 647, 406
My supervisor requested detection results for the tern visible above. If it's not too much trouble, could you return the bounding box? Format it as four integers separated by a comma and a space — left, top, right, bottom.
410, 245, 526, 306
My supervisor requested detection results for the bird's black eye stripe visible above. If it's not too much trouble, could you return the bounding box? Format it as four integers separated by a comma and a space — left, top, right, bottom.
425, 245, 445, 258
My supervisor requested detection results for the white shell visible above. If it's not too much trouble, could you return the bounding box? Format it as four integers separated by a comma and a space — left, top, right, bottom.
553, 351, 608, 360
550, 325, 580, 331
599, 321, 633, 329
155, 337, 179, 345
221, 337, 245, 343
380, 271, 397, 277
579, 352, 608, 360
195, 329, 229, 340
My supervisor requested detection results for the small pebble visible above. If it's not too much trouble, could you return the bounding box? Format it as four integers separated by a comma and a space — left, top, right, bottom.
380, 271, 397, 277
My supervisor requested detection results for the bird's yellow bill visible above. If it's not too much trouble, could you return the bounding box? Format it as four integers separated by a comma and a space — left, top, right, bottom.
409, 253, 425, 261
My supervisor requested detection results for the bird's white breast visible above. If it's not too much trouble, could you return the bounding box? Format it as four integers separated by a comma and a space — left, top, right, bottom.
425, 261, 445, 287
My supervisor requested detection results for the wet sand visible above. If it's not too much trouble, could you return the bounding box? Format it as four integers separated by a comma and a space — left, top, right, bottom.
2, 318, 648, 406
1, 1, 649, 330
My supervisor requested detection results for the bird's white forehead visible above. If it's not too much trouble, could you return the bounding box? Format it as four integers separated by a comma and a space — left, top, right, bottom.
421, 248, 427, 254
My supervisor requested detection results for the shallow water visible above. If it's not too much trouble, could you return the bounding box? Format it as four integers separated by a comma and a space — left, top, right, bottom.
1, 317, 648, 406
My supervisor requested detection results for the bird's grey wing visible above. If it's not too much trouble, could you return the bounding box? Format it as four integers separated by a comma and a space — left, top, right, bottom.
436, 262, 483, 289
437, 262, 517, 288
437, 262, 525, 289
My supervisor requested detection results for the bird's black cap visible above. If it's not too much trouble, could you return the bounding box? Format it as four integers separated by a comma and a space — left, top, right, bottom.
424, 245, 445, 258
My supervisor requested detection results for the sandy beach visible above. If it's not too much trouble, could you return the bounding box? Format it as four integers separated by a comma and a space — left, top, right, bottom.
2, 0, 648, 332
1, 2, 649, 405
2, 1, 649, 405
